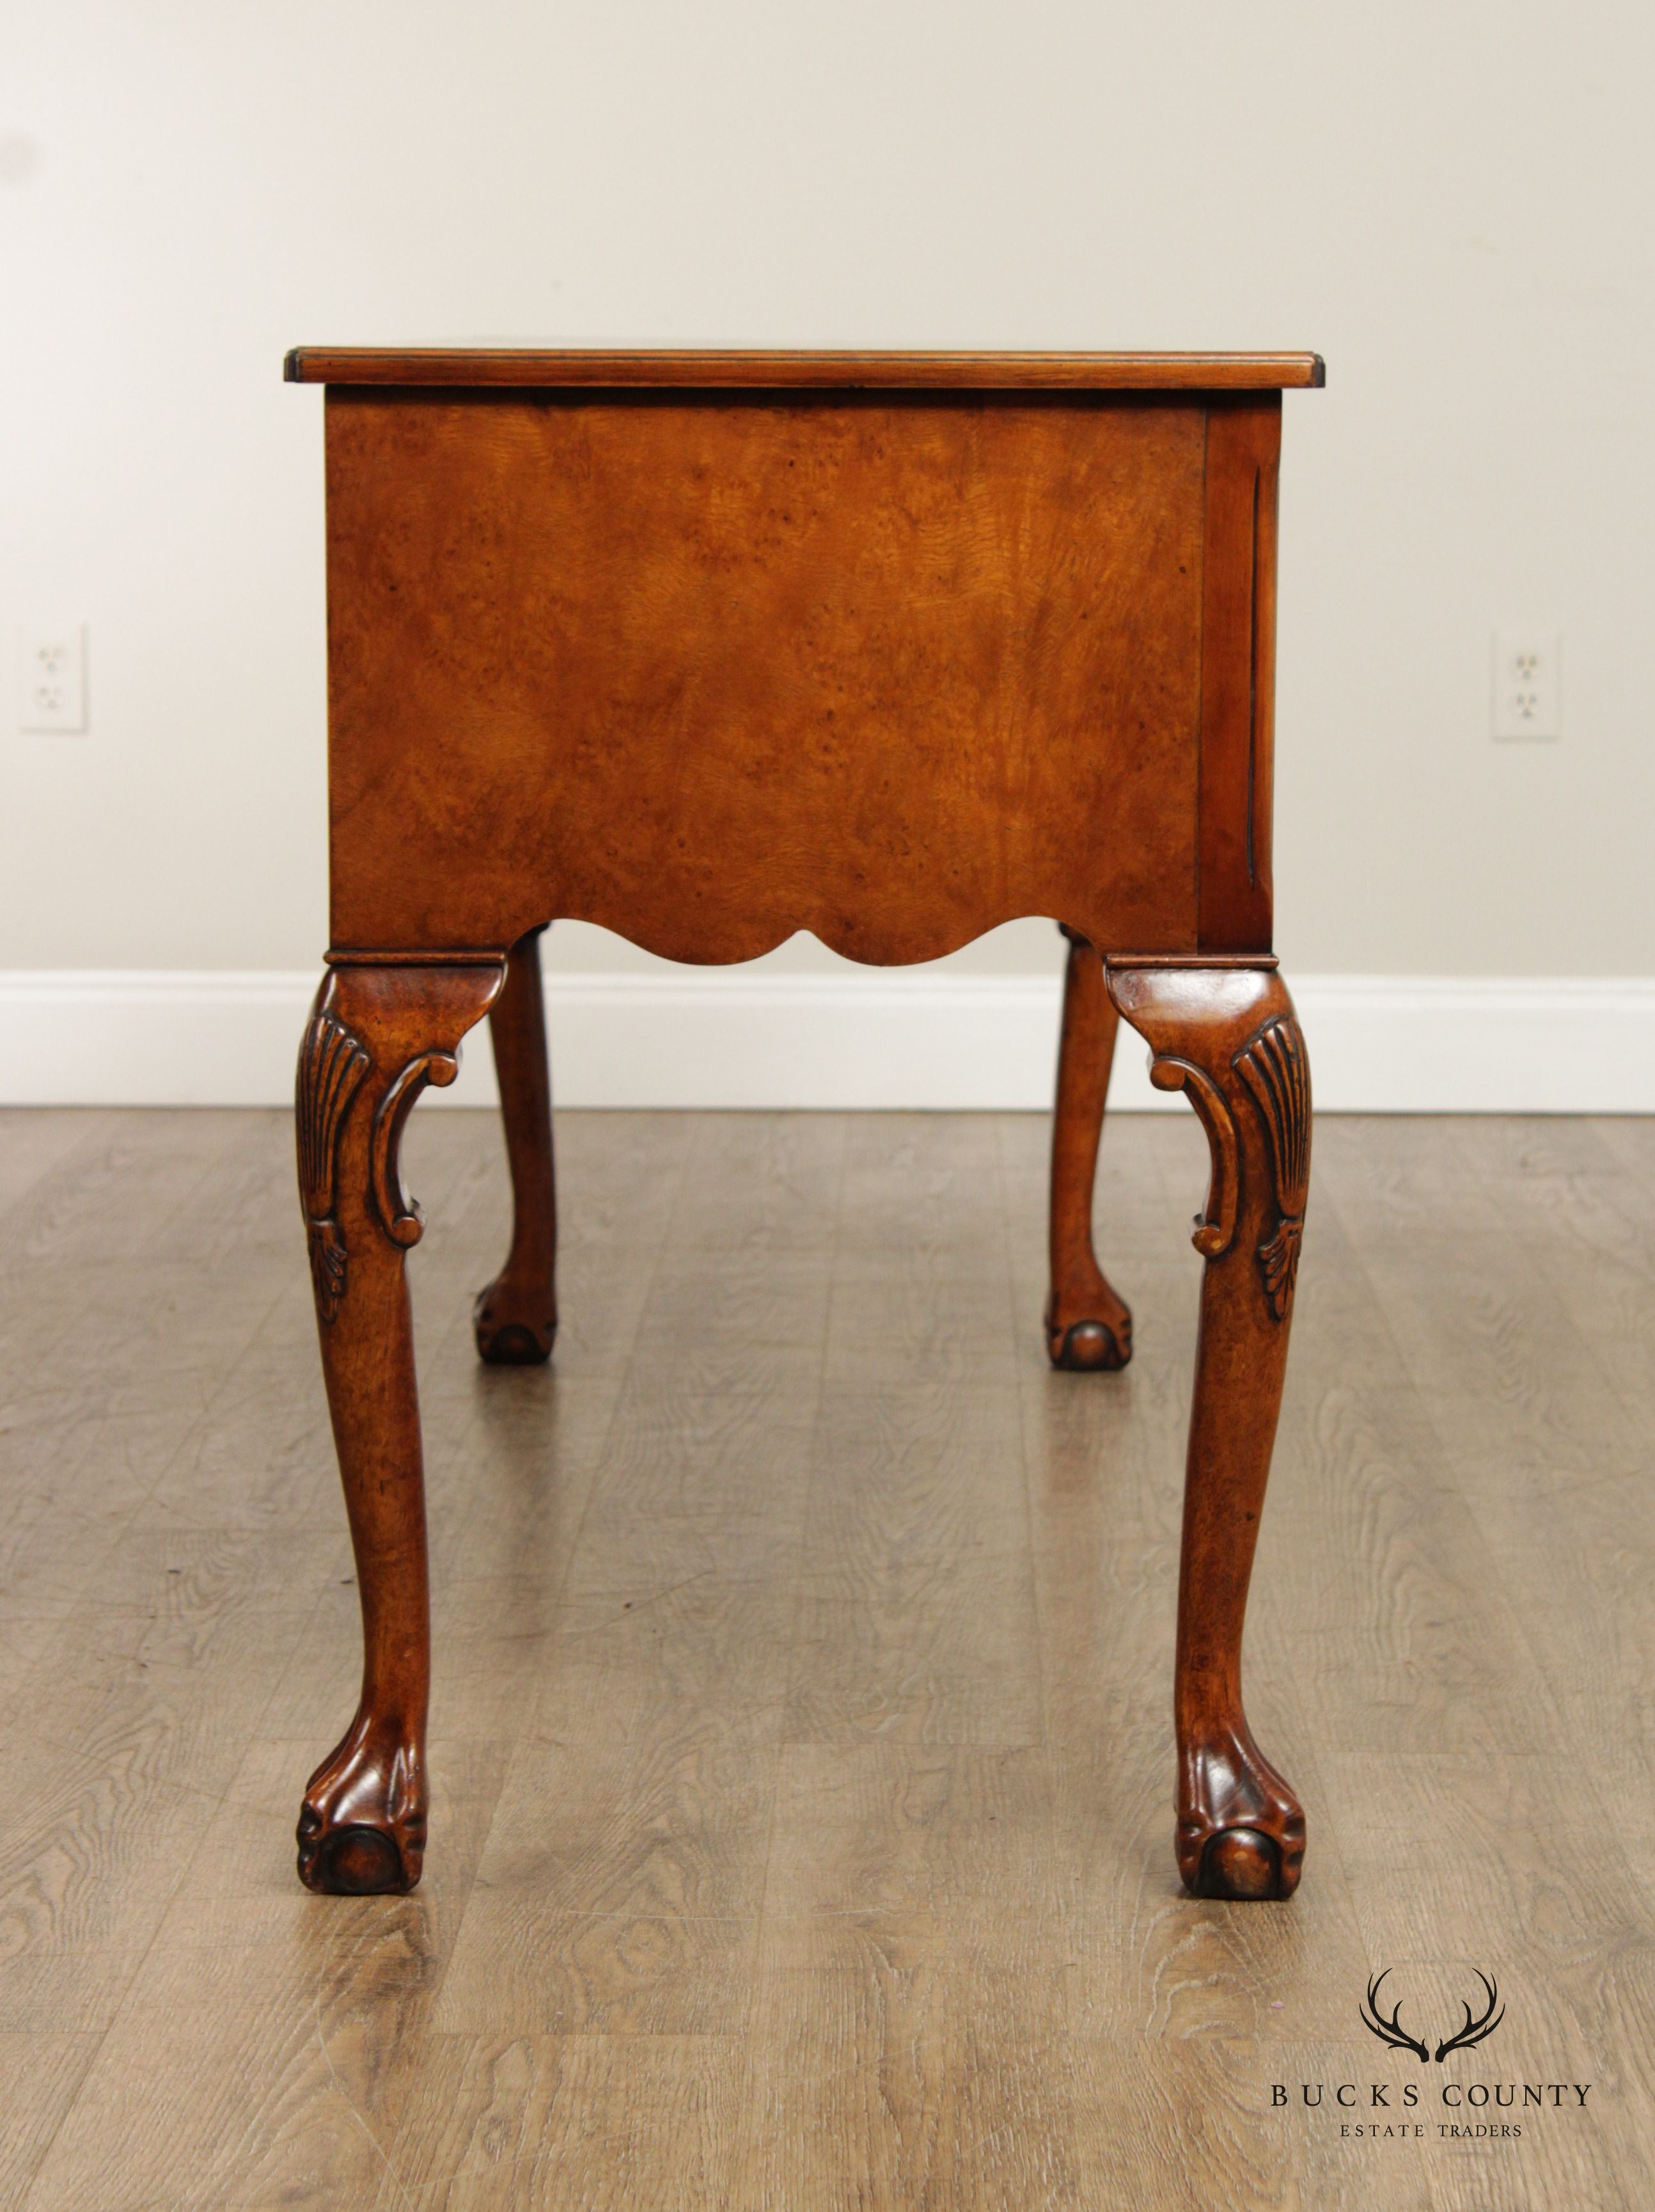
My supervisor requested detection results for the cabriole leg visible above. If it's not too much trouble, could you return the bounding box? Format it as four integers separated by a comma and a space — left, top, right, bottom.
1046, 925, 1133, 1370
294, 957, 505, 1893
1107, 960, 1310, 1902
474, 925, 559, 1364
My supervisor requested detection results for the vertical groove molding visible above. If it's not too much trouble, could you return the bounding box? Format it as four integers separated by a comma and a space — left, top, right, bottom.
1198, 397, 1280, 953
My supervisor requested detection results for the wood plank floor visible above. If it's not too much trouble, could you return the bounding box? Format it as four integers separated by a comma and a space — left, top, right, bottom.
2, 1103, 1654, 2209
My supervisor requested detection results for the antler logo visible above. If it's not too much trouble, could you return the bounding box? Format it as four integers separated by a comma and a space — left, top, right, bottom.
1360, 1970, 1505, 2064
1434, 1972, 1506, 2063
1360, 1971, 1430, 2063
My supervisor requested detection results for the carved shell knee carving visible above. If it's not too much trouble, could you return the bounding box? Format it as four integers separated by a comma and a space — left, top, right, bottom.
1232, 1015, 1311, 1320
296, 1010, 371, 1322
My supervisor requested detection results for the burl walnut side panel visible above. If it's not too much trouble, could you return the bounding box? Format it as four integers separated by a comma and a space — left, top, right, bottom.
324, 391, 1212, 961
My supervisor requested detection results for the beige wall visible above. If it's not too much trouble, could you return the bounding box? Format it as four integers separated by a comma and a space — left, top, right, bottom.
3, 0, 1651, 980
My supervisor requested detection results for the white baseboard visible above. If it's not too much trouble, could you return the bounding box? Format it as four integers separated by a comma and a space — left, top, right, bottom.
1, 969, 1652, 1112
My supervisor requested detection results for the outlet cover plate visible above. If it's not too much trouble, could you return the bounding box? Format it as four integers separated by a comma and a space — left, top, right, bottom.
1493, 626, 1560, 741
17, 625, 88, 732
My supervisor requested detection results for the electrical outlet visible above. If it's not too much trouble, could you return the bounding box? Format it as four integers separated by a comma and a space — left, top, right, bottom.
1492, 627, 1560, 741
17, 625, 88, 732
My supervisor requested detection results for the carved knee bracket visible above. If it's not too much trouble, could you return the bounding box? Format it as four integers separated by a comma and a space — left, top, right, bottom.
1109, 963, 1312, 1327
371, 1050, 462, 1248
295, 963, 505, 1320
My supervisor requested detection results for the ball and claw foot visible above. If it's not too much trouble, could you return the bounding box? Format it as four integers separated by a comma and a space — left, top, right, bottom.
1044, 1290, 1133, 1372
473, 1278, 556, 1366
1177, 1726, 1305, 1902
296, 1717, 427, 1895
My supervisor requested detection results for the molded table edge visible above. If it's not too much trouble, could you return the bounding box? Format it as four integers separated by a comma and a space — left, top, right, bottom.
284, 347, 1326, 390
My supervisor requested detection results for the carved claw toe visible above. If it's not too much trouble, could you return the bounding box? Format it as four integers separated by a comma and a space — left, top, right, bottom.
1176, 1727, 1305, 1902
297, 1721, 426, 1895
1044, 1295, 1133, 1372
473, 1279, 556, 1366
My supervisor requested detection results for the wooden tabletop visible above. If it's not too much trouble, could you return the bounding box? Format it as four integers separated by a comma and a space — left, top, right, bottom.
284, 347, 1325, 391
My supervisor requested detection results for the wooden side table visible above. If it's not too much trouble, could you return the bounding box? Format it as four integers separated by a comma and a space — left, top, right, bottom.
285, 347, 1322, 1904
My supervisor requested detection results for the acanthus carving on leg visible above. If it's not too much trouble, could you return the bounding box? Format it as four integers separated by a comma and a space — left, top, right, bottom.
296, 1009, 370, 1321
1045, 925, 1133, 1370
1234, 1015, 1311, 1320
293, 958, 505, 1894
1105, 958, 1311, 1902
